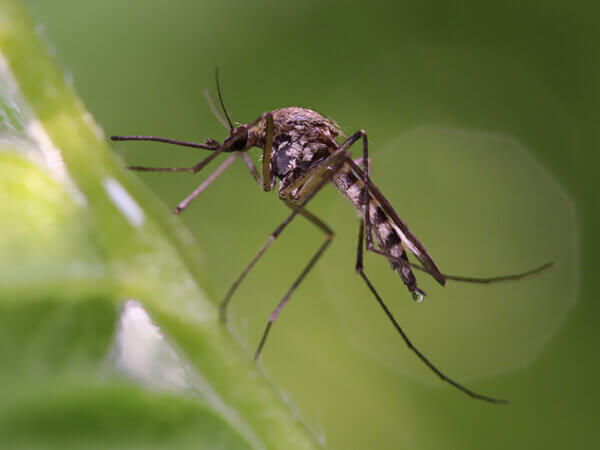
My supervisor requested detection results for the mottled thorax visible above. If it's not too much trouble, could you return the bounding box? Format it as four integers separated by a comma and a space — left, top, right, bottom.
267, 107, 340, 200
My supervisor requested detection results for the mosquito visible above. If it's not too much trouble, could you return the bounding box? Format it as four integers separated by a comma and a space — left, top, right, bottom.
111, 70, 551, 404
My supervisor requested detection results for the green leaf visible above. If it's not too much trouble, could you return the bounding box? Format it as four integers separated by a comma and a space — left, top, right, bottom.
0, 1, 323, 448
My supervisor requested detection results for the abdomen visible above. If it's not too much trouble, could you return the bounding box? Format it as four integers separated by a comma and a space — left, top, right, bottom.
332, 164, 418, 293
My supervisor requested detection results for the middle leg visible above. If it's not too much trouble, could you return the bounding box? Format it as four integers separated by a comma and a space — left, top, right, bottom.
254, 206, 333, 360
173, 154, 237, 214
219, 156, 347, 321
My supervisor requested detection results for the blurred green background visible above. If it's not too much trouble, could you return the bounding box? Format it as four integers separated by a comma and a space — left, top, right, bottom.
23, 1, 598, 449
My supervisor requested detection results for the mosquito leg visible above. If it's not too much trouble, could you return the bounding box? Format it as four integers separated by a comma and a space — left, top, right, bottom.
121, 142, 226, 174
173, 154, 237, 214
239, 153, 262, 187
439, 262, 554, 283
261, 112, 275, 192
353, 220, 506, 404
175, 152, 269, 214
352, 155, 369, 167
254, 205, 333, 360
356, 220, 365, 272
364, 245, 553, 285
126, 166, 196, 173
126, 151, 219, 173
354, 130, 375, 250
352, 154, 545, 287
117, 113, 274, 215
219, 157, 346, 321
111, 135, 218, 150
113, 113, 258, 174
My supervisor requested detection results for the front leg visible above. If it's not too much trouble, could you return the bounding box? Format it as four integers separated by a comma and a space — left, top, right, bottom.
236, 111, 275, 191
239, 153, 262, 186
262, 112, 275, 192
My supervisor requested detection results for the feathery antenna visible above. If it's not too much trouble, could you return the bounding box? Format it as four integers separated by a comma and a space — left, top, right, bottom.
204, 89, 229, 129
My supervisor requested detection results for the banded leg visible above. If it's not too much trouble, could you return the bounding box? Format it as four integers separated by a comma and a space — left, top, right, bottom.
254, 205, 333, 360
354, 220, 507, 404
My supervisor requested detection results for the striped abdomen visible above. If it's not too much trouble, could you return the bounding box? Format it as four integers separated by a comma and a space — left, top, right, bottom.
332, 164, 418, 293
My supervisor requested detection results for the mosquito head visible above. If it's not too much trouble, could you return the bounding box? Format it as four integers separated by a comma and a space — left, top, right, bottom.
222, 124, 250, 151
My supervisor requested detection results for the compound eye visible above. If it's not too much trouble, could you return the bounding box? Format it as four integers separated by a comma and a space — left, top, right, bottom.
231, 132, 248, 150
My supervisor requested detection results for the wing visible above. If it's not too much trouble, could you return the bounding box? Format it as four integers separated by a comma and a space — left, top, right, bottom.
347, 159, 446, 286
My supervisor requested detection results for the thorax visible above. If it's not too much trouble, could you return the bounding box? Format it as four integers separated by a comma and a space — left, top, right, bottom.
265, 108, 341, 196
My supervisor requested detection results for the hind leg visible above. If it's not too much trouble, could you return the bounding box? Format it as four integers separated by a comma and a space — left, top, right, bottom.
354, 220, 506, 403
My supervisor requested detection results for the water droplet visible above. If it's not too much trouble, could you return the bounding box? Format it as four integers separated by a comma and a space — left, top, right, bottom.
412, 291, 423, 302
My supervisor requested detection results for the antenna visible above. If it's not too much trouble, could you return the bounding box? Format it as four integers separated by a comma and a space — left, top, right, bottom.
215, 67, 234, 131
